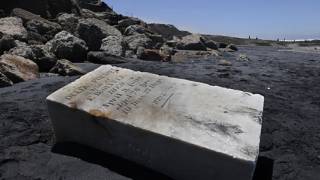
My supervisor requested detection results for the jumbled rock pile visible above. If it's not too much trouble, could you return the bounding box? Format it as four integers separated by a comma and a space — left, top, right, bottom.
0, 0, 238, 88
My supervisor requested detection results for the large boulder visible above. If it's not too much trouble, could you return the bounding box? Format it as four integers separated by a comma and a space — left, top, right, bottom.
26, 19, 62, 41
176, 34, 207, 51
46, 31, 88, 62
49, 59, 84, 76
87, 51, 127, 64
0, 0, 81, 19
0, 35, 16, 55
100, 35, 124, 57
0, 17, 27, 40
0, 54, 39, 83
57, 13, 79, 33
76, 18, 122, 50
12, 8, 47, 23
124, 34, 152, 51
0, 72, 13, 87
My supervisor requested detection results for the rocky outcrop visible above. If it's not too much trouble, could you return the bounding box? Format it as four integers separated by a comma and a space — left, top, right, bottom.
46, 31, 88, 62
0, 54, 39, 83
0, 72, 13, 87
78, 0, 113, 13
176, 34, 207, 51
100, 36, 124, 57
0, 17, 27, 40
124, 34, 152, 51
11, 8, 62, 41
77, 18, 122, 50
87, 51, 127, 64
203, 39, 218, 50
0, 0, 81, 18
137, 49, 169, 61
50, 59, 84, 76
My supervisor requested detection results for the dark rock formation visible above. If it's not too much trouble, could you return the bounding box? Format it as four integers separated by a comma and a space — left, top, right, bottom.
0, 35, 16, 55
0, 0, 81, 18
0, 72, 13, 87
77, 18, 122, 50
87, 51, 128, 64
50, 59, 85, 76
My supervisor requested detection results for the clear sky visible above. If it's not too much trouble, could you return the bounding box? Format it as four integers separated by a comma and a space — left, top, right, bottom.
104, 0, 320, 40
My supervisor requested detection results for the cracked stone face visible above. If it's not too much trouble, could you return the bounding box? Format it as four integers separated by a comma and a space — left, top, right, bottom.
47, 65, 264, 180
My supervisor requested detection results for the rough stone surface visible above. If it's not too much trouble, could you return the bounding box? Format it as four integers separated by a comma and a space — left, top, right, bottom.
46, 31, 88, 62
100, 35, 124, 57
47, 65, 264, 180
0, 54, 39, 83
87, 51, 128, 64
26, 19, 62, 41
124, 34, 152, 51
9, 42, 57, 72
124, 24, 149, 36
12, 8, 47, 23
0, 35, 16, 55
50, 59, 85, 76
57, 13, 79, 33
77, 18, 122, 50
176, 34, 207, 51
0, 17, 27, 40
0, 72, 13, 87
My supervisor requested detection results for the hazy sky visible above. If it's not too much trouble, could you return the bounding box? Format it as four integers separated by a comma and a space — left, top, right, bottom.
105, 0, 320, 40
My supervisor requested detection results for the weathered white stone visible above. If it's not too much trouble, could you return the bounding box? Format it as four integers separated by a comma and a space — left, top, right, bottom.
47, 65, 264, 180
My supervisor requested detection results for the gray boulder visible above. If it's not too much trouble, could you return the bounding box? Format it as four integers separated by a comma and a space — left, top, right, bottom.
77, 18, 122, 50
0, 17, 27, 40
50, 59, 85, 76
176, 34, 207, 51
46, 31, 88, 62
0, 54, 39, 83
57, 13, 79, 33
124, 34, 152, 51
0, 72, 13, 87
12, 8, 47, 22
100, 35, 124, 57
87, 51, 127, 64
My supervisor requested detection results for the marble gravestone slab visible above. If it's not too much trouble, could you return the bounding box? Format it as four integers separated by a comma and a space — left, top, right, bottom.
47, 65, 264, 180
